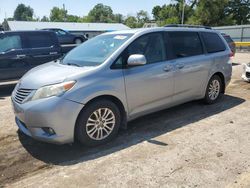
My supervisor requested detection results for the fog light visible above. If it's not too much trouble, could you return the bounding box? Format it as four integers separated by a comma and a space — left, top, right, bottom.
42, 127, 55, 136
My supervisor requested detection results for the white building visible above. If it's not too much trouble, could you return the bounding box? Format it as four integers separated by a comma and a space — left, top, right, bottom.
4, 21, 130, 38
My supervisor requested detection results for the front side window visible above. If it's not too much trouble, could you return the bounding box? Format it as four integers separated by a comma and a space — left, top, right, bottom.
56, 29, 67, 35
168, 31, 203, 58
0, 34, 22, 53
127, 32, 166, 64
61, 33, 133, 67
112, 32, 166, 69
27, 33, 54, 48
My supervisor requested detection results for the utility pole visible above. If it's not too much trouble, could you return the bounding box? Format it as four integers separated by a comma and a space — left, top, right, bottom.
181, 0, 185, 25
63, 4, 66, 22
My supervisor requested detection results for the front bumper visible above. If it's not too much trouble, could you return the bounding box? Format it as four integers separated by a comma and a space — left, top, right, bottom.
12, 96, 84, 144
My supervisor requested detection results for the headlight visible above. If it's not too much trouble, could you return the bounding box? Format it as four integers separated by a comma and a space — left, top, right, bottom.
247, 63, 250, 67
31, 81, 76, 101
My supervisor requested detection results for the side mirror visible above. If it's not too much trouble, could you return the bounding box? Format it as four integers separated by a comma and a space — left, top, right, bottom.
127, 54, 147, 66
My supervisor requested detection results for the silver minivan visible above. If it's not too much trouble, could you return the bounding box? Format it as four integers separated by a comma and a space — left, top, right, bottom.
11, 27, 232, 146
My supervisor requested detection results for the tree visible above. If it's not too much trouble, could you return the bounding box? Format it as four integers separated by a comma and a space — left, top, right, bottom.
67, 15, 81, 22
41, 16, 49, 22
50, 7, 67, 22
124, 16, 138, 28
152, 6, 162, 20
14, 4, 34, 21
113, 14, 124, 23
136, 10, 150, 27
187, 0, 234, 26
87, 4, 114, 23
226, 0, 250, 24
0, 24, 3, 31
152, 1, 196, 26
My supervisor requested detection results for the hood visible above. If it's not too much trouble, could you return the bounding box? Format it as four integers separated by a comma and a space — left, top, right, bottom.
19, 62, 95, 89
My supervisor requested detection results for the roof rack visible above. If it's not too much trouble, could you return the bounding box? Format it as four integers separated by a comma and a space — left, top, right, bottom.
164, 24, 212, 29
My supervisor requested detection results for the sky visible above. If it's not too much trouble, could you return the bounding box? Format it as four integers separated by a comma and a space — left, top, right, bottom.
0, 0, 171, 22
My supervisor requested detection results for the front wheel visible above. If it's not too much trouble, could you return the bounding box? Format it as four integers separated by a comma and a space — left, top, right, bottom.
75, 100, 121, 146
204, 75, 223, 104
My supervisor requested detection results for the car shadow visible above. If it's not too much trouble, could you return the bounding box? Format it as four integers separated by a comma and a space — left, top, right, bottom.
18, 94, 245, 166
0, 84, 16, 99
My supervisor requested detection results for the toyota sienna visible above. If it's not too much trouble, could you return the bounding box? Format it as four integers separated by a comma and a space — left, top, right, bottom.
11, 27, 232, 146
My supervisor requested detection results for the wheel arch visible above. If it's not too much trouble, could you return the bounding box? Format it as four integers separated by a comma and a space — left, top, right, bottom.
74, 37, 83, 42
211, 72, 226, 93
74, 94, 127, 140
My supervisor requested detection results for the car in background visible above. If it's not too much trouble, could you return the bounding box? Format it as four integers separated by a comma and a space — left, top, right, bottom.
242, 63, 250, 82
221, 33, 236, 56
11, 27, 232, 146
0, 30, 73, 82
42, 28, 87, 45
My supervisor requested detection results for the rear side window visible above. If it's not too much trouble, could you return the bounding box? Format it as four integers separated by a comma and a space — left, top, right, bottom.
223, 35, 234, 43
201, 32, 226, 53
168, 32, 203, 58
26, 33, 54, 48
0, 34, 22, 52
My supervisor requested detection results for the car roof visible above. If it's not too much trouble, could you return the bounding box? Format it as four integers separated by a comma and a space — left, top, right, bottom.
103, 27, 220, 36
0, 30, 55, 34
42, 28, 63, 30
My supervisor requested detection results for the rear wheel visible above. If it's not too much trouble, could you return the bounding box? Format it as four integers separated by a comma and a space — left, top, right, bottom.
76, 100, 121, 146
204, 75, 222, 104
74, 38, 83, 44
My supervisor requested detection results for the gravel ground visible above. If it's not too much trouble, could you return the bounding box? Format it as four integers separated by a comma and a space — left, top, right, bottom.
0, 53, 250, 188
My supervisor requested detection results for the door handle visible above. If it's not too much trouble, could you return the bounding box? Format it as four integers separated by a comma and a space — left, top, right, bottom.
16, 54, 26, 59
50, 52, 58, 55
163, 65, 172, 72
176, 63, 185, 69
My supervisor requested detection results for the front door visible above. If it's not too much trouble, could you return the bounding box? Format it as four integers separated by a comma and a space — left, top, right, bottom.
0, 33, 29, 81
24, 32, 61, 68
122, 32, 174, 118
26, 47, 61, 68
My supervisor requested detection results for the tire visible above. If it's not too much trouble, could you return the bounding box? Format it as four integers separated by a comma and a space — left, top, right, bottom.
74, 38, 83, 44
75, 99, 121, 146
204, 75, 223, 104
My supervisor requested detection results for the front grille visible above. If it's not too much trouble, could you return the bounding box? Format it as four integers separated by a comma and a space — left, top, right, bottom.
14, 88, 33, 104
246, 72, 250, 78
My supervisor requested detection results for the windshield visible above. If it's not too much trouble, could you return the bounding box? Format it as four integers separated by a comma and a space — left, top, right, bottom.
61, 33, 133, 67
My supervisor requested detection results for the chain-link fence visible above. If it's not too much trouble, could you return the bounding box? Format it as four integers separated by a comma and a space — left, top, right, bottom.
214, 25, 250, 42
214, 25, 250, 52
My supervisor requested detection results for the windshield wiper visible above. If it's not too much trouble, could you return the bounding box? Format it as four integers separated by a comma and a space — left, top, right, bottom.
67, 63, 80, 67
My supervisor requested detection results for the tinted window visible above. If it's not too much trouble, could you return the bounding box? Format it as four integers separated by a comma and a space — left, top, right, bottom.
26, 33, 54, 48
201, 32, 226, 53
127, 32, 166, 64
0, 34, 22, 53
55, 29, 67, 35
223, 35, 234, 43
168, 32, 203, 58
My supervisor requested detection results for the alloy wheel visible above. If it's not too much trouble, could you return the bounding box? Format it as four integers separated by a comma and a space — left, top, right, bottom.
86, 108, 116, 140
208, 79, 220, 100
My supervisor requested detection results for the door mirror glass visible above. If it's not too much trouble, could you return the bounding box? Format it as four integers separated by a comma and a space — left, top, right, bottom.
127, 54, 147, 66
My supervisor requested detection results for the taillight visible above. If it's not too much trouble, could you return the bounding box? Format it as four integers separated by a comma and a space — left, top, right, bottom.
229, 51, 234, 58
